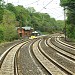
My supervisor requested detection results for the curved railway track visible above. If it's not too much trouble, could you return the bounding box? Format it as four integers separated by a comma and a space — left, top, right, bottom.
32, 39, 67, 75
32, 36, 75, 75
46, 37, 75, 74
0, 39, 30, 75
1, 35, 75, 75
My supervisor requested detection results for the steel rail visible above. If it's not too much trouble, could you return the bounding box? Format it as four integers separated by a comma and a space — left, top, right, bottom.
39, 39, 74, 75
0, 39, 31, 75
47, 38, 75, 61
32, 39, 69, 75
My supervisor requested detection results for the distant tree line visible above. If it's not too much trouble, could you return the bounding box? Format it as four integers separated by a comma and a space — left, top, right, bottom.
0, 0, 64, 43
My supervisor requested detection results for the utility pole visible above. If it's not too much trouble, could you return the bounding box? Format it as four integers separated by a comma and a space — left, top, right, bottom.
64, 7, 66, 41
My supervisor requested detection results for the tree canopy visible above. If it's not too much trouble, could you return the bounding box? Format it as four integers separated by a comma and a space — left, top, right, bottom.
0, 2, 64, 43
0, 0, 4, 23
60, 0, 75, 39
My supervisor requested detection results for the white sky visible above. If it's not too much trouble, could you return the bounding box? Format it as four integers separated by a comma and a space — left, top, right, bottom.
4, 0, 64, 20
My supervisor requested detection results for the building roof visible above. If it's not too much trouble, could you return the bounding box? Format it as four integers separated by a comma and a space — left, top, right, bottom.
17, 26, 33, 30
22, 27, 31, 30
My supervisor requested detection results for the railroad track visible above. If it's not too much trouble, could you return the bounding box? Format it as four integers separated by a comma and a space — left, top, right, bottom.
0, 39, 30, 75
47, 36, 75, 74
1, 35, 75, 75
49, 37, 75, 61
32, 36, 75, 75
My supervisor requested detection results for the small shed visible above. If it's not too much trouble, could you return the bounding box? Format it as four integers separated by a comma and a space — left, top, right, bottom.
17, 26, 33, 38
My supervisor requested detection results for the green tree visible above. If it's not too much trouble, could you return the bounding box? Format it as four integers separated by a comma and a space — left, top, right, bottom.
1, 9, 18, 41
0, 26, 4, 42
0, 0, 4, 23
29, 12, 58, 33
27, 7, 36, 13
60, 0, 75, 39
57, 20, 65, 31
5, 3, 16, 14
15, 5, 29, 27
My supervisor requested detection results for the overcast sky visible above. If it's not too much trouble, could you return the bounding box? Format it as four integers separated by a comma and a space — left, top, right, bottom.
4, 0, 64, 20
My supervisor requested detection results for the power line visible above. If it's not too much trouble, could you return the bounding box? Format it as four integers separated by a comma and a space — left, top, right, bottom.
43, 0, 53, 8
24, 0, 40, 7
47, 6, 64, 10
42, 7, 64, 19
43, 7, 63, 16
17, 0, 40, 6
39, 0, 54, 12
46, 7, 64, 15
56, 15, 64, 19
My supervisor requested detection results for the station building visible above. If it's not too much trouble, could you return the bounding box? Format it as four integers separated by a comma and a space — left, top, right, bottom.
17, 26, 33, 38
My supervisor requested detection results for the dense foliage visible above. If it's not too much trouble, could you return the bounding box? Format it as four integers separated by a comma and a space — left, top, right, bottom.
0, 1, 64, 43
0, 0, 4, 23
60, 0, 75, 39
0, 9, 18, 42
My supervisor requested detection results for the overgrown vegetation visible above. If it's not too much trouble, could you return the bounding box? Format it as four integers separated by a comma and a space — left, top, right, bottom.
0, 1, 64, 43
60, 0, 75, 39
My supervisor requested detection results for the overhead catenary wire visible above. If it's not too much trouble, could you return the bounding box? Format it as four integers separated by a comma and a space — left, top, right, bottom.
37, 0, 64, 20
42, 7, 64, 20
6, 0, 64, 20
56, 15, 64, 19
45, 7, 64, 15
24, 0, 40, 7
39, 0, 54, 12
17, 0, 40, 6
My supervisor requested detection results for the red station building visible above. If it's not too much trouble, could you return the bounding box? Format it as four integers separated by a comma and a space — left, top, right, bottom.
17, 26, 33, 38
